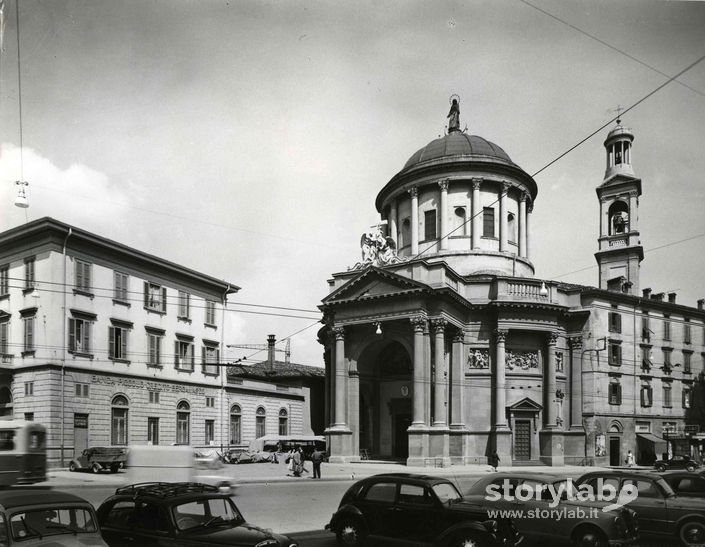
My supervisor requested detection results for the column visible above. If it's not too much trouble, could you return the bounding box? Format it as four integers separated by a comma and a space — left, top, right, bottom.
526, 203, 532, 261
409, 187, 419, 255
499, 182, 509, 252
333, 326, 347, 427
494, 329, 508, 429
389, 200, 398, 245
471, 178, 482, 249
431, 318, 448, 426
323, 343, 331, 428
601, 199, 609, 237
439, 179, 449, 251
450, 331, 465, 427
569, 336, 583, 430
411, 316, 426, 425
545, 332, 558, 428
519, 193, 527, 258
628, 191, 638, 232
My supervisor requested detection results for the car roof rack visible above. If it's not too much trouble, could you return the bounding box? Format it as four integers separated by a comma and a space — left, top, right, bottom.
115, 482, 221, 498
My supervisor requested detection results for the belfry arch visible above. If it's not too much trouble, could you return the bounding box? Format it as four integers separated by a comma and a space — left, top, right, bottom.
357, 339, 412, 460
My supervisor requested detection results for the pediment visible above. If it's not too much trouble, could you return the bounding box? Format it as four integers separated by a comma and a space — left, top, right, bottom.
322, 267, 430, 305
508, 397, 543, 412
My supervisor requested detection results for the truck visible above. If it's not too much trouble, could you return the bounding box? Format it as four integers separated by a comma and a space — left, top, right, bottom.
69, 446, 127, 473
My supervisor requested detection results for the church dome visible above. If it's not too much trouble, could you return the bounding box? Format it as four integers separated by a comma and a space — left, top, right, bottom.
401, 132, 516, 174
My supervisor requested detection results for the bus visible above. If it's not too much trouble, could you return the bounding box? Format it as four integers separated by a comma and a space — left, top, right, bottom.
247, 434, 326, 460
0, 420, 47, 485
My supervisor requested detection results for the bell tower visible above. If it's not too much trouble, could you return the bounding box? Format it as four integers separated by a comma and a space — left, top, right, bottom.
595, 119, 643, 295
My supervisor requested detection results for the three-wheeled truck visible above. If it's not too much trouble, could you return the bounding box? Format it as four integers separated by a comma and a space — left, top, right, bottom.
69, 447, 127, 473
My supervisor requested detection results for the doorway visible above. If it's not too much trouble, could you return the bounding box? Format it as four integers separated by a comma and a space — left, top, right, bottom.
393, 412, 412, 459
73, 413, 89, 457
514, 420, 532, 461
610, 437, 621, 466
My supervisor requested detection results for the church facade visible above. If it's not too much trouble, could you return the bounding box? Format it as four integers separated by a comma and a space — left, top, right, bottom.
319, 103, 705, 467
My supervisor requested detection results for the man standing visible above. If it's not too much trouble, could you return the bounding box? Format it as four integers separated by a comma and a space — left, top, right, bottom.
311, 447, 324, 479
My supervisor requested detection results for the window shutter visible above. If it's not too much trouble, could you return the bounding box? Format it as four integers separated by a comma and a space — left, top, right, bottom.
109, 327, 115, 358
190, 343, 195, 370
121, 329, 128, 359
201, 346, 206, 367
161, 287, 167, 313
85, 264, 91, 289
69, 318, 76, 351
174, 340, 180, 368
84, 322, 91, 352
144, 282, 149, 307
617, 384, 622, 404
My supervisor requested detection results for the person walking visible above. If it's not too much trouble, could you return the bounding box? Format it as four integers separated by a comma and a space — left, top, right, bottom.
292, 446, 303, 477
489, 450, 500, 472
626, 450, 635, 467
311, 447, 324, 479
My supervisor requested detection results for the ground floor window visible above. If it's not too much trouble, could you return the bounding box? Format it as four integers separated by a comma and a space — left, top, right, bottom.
147, 417, 159, 445
111, 395, 129, 445
278, 408, 288, 436
230, 405, 241, 444
256, 407, 266, 438
176, 401, 190, 445
205, 419, 214, 445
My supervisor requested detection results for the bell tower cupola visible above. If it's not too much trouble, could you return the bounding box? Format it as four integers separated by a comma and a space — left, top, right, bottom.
595, 119, 643, 295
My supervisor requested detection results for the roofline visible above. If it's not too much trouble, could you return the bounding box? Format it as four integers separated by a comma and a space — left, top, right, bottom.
580, 287, 705, 317
0, 217, 240, 294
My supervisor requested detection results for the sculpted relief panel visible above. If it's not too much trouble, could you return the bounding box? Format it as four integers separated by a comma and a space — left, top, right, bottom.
506, 350, 539, 371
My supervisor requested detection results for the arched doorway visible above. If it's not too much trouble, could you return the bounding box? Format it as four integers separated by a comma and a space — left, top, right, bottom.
357, 340, 412, 460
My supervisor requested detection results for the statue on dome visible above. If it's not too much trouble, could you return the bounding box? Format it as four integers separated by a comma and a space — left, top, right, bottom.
447, 96, 460, 132
352, 223, 404, 270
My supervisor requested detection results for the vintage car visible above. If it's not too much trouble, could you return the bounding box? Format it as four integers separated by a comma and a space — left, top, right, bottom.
97, 482, 297, 547
0, 489, 108, 546
326, 472, 522, 547
465, 472, 638, 547
69, 446, 127, 473
576, 470, 705, 547
653, 454, 700, 472
658, 470, 705, 497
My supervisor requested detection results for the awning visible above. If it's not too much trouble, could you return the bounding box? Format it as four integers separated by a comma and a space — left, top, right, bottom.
637, 433, 668, 453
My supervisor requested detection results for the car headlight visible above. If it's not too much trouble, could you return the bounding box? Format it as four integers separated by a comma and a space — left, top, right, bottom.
482, 519, 499, 533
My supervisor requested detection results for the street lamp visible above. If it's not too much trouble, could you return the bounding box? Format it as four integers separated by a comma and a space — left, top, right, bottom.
14, 181, 29, 208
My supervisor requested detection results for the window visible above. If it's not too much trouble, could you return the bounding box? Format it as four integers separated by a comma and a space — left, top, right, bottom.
206, 396, 214, 408
147, 332, 162, 366
108, 325, 129, 361
0, 265, 8, 295
0, 319, 8, 356
684, 320, 691, 344
609, 342, 622, 366
255, 407, 266, 438
663, 383, 672, 408
683, 386, 692, 409
608, 380, 622, 405
205, 301, 216, 326
69, 317, 92, 354
175, 339, 194, 371
663, 315, 671, 341
483, 207, 495, 237
147, 417, 159, 445
684, 352, 692, 374
423, 210, 437, 241
144, 282, 167, 313
176, 401, 190, 445
23, 316, 35, 353
609, 311, 622, 333
663, 349, 673, 374
178, 291, 190, 319
399, 483, 432, 505
454, 207, 467, 235
364, 482, 397, 503
202, 343, 220, 375
205, 420, 215, 445
24, 382, 34, 396
24, 257, 35, 289
75, 383, 89, 398
75, 260, 92, 292
641, 315, 651, 341
148, 391, 160, 404
401, 218, 411, 248
24, 412, 34, 421
507, 213, 516, 243
278, 408, 288, 436
640, 384, 652, 407
111, 395, 128, 446
230, 405, 241, 444
113, 272, 129, 302
642, 347, 652, 372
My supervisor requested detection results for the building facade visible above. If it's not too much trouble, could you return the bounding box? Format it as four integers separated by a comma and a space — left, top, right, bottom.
0, 218, 317, 465
319, 104, 705, 467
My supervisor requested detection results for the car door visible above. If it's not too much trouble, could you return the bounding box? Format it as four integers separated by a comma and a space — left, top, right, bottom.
621, 478, 670, 537
356, 481, 399, 539
513, 479, 562, 542
392, 482, 438, 544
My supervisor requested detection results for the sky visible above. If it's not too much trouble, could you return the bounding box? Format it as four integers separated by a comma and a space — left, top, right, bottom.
1, 0, 704, 367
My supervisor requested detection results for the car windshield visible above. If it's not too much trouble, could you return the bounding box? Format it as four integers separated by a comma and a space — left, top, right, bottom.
10, 507, 97, 540
432, 482, 462, 503
173, 497, 243, 531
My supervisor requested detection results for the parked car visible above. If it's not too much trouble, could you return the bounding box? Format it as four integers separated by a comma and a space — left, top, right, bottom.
69, 446, 127, 473
0, 489, 108, 546
325, 472, 522, 547
465, 472, 639, 547
576, 470, 705, 547
660, 470, 705, 497
654, 454, 700, 472
97, 482, 297, 547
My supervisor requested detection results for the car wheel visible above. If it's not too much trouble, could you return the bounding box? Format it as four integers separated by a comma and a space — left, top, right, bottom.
450, 531, 488, 547
686, 464, 696, 472
680, 520, 705, 546
656, 464, 666, 472
336, 518, 365, 547
110, 464, 119, 473
68, 462, 77, 472
573, 526, 607, 547
91, 463, 101, 474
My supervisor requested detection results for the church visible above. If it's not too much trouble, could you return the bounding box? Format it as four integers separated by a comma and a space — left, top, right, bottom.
318, 99, 705, 467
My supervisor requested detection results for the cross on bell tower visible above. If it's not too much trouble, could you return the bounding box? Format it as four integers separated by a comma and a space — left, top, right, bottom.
594, 118, 643, 295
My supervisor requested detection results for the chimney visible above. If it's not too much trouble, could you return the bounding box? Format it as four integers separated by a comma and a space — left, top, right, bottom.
642, 288, 652, 299
651, 292, 665, 301
267, 334, 276, 366
668, 292, 677, 304
698, 299, 705, 311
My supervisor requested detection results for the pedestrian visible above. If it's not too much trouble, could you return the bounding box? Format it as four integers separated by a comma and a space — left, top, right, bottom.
489, 450, 500, 472
311, 446, 324, 479
626, 450, 635, 467
286, 448, 295, 476
292, 445, 303, 477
